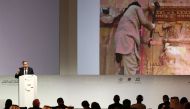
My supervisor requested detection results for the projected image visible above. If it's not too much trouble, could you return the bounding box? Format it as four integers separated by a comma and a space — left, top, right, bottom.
100, 0, 190, 75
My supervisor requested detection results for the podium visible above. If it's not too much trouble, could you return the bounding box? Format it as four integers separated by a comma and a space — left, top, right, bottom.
19, 75, 37, 107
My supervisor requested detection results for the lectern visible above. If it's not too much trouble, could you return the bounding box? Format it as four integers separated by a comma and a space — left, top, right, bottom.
19, 75, 37, 107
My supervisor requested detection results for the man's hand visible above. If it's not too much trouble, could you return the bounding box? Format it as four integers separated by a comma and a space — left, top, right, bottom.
147, 38, 163, 46
16, 69, 20, 74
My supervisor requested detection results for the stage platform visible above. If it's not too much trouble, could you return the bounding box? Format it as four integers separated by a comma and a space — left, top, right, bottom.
0, 75, 190, 109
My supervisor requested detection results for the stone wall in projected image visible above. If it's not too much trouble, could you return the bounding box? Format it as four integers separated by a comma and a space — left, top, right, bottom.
100, 0, 190, 75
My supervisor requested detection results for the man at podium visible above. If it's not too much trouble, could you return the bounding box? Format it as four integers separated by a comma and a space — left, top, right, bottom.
15, 61, 34, 78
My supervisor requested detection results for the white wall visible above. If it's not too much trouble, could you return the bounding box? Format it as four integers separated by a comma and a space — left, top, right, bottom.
1, 75, 190, 109
0, 0, 59, 75
77, 0, 100, 75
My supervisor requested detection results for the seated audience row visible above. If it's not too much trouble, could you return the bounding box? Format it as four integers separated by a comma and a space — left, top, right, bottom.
4, 95, 190, 109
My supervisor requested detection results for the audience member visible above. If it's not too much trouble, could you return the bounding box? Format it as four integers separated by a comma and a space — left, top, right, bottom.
179, 97, 188, 109
180, 97, 188, 105
52, 97, 68, 109
91, 102, 101, 109
29, 99, 42, 109
158, 95, 170, 109
123, 99, 131, 109
131, 95, 146, 109
170, 97, 180, 109
5, 99, 12, 109
9, 105, 20, 109
2, 95, 190, 109
184, 102, 190, 109
81, 100, 90, 109
108, 95, 123, 109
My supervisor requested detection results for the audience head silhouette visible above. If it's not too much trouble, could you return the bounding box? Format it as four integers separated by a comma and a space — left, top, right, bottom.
5, 99, 12, 109
158, 95, 170, 109
123, 99, 131, 109
81, 100, 90, 109
131, 95, 146, 109
170, 96, 180, 109
163, 95, 169, 103
136, 95, 143, 103
113, 95, 120, 103
91, 102, 101, 109
52, 97, 68, 109
57, 97, 64, 106
180, 97, 188, 105
108, 95, 123, 109
32, 99, 41, 109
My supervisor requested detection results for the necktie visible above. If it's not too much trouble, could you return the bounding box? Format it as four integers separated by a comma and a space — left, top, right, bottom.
24, 69, 26, 75
26, 69, 27, 74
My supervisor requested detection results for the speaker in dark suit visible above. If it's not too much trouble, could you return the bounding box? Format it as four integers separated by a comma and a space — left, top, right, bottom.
15, 61, 34, 78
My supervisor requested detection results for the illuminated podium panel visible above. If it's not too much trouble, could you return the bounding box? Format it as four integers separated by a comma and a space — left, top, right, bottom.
19, 75, 37, 107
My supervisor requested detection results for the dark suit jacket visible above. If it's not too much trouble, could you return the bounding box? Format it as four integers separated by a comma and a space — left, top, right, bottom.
52, 105, 68, 109
15, 67, 34, 78
28, 107, 42, 109
108, 103, 123, 109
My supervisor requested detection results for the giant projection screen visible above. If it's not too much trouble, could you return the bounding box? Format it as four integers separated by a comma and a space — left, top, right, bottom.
1, 0, 190, 75
100, 0, 190, 75
78, 0, 190, 75
0, 0, 59, 75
